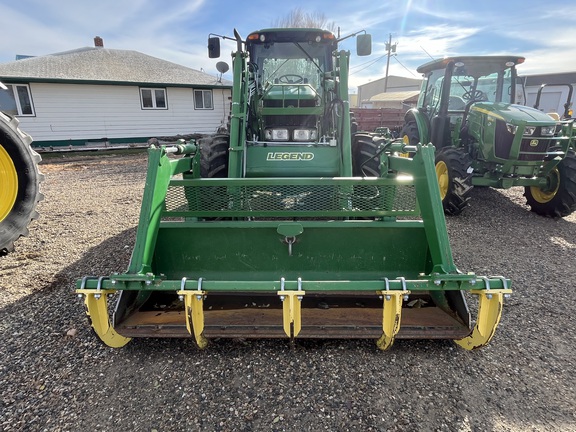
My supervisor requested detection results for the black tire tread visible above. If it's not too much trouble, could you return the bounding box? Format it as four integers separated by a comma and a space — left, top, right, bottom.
200, 134, 230, 178
524, 150, 576, 218
435, 147, 473, 216
0, 112, 44, 254
352, 133, 380, 176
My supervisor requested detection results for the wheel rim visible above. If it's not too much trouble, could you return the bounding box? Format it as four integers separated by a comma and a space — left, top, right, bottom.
0, 144, 18, 222
435, 160, 449, 200
530, 168, 560, 203
399, 134, 410, 158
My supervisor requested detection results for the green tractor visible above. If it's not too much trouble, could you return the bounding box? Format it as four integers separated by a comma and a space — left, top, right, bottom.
77, 30, 511, 351
401, 56, 576, 217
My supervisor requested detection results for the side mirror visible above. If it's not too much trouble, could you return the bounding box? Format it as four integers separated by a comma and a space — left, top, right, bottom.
356, 34, 372, 57
208, 37, 220, 58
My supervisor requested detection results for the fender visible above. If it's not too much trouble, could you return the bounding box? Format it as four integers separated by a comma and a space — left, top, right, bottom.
404, 108, 430, 144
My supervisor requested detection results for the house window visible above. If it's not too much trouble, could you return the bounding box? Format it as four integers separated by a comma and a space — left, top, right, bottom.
140, 88, 167, 109
0, 84, 35, 116
194, 89, 213, 109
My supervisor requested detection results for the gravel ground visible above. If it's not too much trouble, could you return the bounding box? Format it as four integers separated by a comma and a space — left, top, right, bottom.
1, 152, 575, 431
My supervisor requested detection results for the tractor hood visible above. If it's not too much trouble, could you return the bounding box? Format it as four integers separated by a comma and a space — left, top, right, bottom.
470, 102, 556, 126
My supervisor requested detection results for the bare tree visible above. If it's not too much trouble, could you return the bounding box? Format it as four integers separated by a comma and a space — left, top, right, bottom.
272, 8, 337, 33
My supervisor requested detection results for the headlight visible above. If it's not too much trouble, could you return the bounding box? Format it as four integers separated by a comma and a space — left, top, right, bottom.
506, 123, 518, 134
264, 128, 289, 141
541, 126, 556, 136
293, 128, 318, 142
523, 126, 536, 136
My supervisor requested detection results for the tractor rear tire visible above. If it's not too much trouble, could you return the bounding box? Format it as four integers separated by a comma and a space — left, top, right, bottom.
401, 121, 420, 146
200, 134, 230, 178
352, 133, 380, 176
197, 134, 230, 217
524, 150, 576, 217
0, 113, 43, 254
434, 147, 473, 216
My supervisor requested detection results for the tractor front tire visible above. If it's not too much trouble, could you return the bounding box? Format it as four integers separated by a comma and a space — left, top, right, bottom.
524, 150, 576, 217
0, 113, 43, 254
435, 147, 473, 216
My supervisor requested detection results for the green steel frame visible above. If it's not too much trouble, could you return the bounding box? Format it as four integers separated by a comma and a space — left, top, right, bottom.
77, 142, 509, 294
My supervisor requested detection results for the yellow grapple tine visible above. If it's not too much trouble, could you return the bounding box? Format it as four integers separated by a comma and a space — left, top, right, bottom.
278, 277, 305, 339
77, 277, 131, 348
376, 278, 410, 350
455, 277, 512, 350
177, 277, 208, 349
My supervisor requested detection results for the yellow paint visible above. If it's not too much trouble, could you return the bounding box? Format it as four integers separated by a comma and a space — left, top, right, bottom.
470, 106, 505, 121
277, 290, 305, 338
177, 290, 208, 348
376, 290, 410, 350
398, 134, 411, 158
529, 168, 560, 203
0, 144, 18, 222
77, 289, 131, 348
454, 288, 512, 350
435, 160, 449, 200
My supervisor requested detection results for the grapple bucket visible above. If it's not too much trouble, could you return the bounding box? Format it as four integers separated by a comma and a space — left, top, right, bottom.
77, 141, 511, 350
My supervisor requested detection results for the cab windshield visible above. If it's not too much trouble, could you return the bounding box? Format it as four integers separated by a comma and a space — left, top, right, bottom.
419, 65, 514, 116
251, 42, 331, 91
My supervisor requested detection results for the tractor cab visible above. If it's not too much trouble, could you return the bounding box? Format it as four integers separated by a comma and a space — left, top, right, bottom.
240, 29, 339, 176
403, 55, 575, 218
416, 56, 522, 148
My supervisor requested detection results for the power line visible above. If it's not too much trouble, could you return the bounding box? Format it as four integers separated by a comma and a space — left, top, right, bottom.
349, 55, 388, 75
392, 55, 418, 78
420, 46, 436, 61
350, 54, 387, 70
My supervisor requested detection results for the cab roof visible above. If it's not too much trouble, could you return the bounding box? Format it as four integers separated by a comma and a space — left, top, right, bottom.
246, 28, 336, 44
416, 56, 525, 76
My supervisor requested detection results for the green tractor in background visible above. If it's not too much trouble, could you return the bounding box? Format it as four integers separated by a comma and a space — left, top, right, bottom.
402, 56, 576, 217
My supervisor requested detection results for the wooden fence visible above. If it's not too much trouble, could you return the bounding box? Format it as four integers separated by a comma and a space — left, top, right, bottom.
351, 108, 406, 133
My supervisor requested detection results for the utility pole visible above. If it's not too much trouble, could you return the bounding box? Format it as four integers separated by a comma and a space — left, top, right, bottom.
384, 33, 397, 93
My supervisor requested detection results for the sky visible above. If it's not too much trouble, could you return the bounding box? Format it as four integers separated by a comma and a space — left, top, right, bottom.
1, 0, 575, 92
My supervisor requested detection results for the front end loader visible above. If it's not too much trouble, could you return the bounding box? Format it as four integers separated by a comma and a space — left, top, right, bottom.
77, 29, 511, 350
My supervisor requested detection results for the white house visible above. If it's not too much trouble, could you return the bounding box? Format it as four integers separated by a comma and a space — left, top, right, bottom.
0, 38, 232, 149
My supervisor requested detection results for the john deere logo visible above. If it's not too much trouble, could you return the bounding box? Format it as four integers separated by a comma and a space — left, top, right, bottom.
530, 139, 539, 147
266, 152, 315, 161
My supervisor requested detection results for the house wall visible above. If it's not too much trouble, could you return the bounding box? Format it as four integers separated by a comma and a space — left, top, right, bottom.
17, 82, 231, 146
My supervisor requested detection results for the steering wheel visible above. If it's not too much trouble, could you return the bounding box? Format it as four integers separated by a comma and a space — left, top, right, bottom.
277, 74, 304, 84
462, 90, 486, 101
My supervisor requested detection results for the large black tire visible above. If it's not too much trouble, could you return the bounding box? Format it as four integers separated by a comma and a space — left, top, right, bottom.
199, 134, 229, 178
352, 133, 380, 176
434, 147, 473, 216
401, 121, 420, 146
197, 134, 230, 217
524, 150, 576, 217
0, 113, 43, 254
